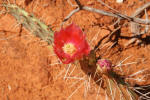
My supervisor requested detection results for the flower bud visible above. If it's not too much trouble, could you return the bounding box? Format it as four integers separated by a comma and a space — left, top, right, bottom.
97, 59, 112, 74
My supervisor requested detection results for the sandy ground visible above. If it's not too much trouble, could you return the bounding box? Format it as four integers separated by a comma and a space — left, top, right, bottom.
0, 0, 150, 100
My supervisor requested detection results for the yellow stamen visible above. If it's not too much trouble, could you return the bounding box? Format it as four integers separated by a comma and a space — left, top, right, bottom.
62, 43, 77, 56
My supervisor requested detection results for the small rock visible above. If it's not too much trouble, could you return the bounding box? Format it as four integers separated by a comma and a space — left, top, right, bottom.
116, 0, 123, 3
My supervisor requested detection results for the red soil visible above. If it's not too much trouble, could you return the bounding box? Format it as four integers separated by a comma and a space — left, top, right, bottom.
0, 0, 150, 100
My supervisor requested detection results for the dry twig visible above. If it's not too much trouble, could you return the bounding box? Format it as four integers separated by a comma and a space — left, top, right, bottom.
125, 2, 150, 47
64, 1, 150, 25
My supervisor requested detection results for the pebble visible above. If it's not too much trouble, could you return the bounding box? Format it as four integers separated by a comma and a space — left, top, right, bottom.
116, 0, 123, 3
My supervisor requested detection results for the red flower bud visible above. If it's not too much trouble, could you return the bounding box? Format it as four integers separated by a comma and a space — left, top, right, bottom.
97, 59, 112, 74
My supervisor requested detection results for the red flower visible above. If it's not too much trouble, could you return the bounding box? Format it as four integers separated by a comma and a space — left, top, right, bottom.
53, 23, 90, 64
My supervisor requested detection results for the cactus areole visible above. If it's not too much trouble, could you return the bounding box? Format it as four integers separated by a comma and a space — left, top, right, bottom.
53, 23, 90, 64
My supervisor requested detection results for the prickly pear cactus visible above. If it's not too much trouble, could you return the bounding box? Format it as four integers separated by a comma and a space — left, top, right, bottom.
2, 3, 54, 44
96, 59, 138, 100
1, 2, 141, 100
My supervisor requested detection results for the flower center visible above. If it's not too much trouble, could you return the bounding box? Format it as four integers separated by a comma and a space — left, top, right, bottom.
62, 43, 77, 56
